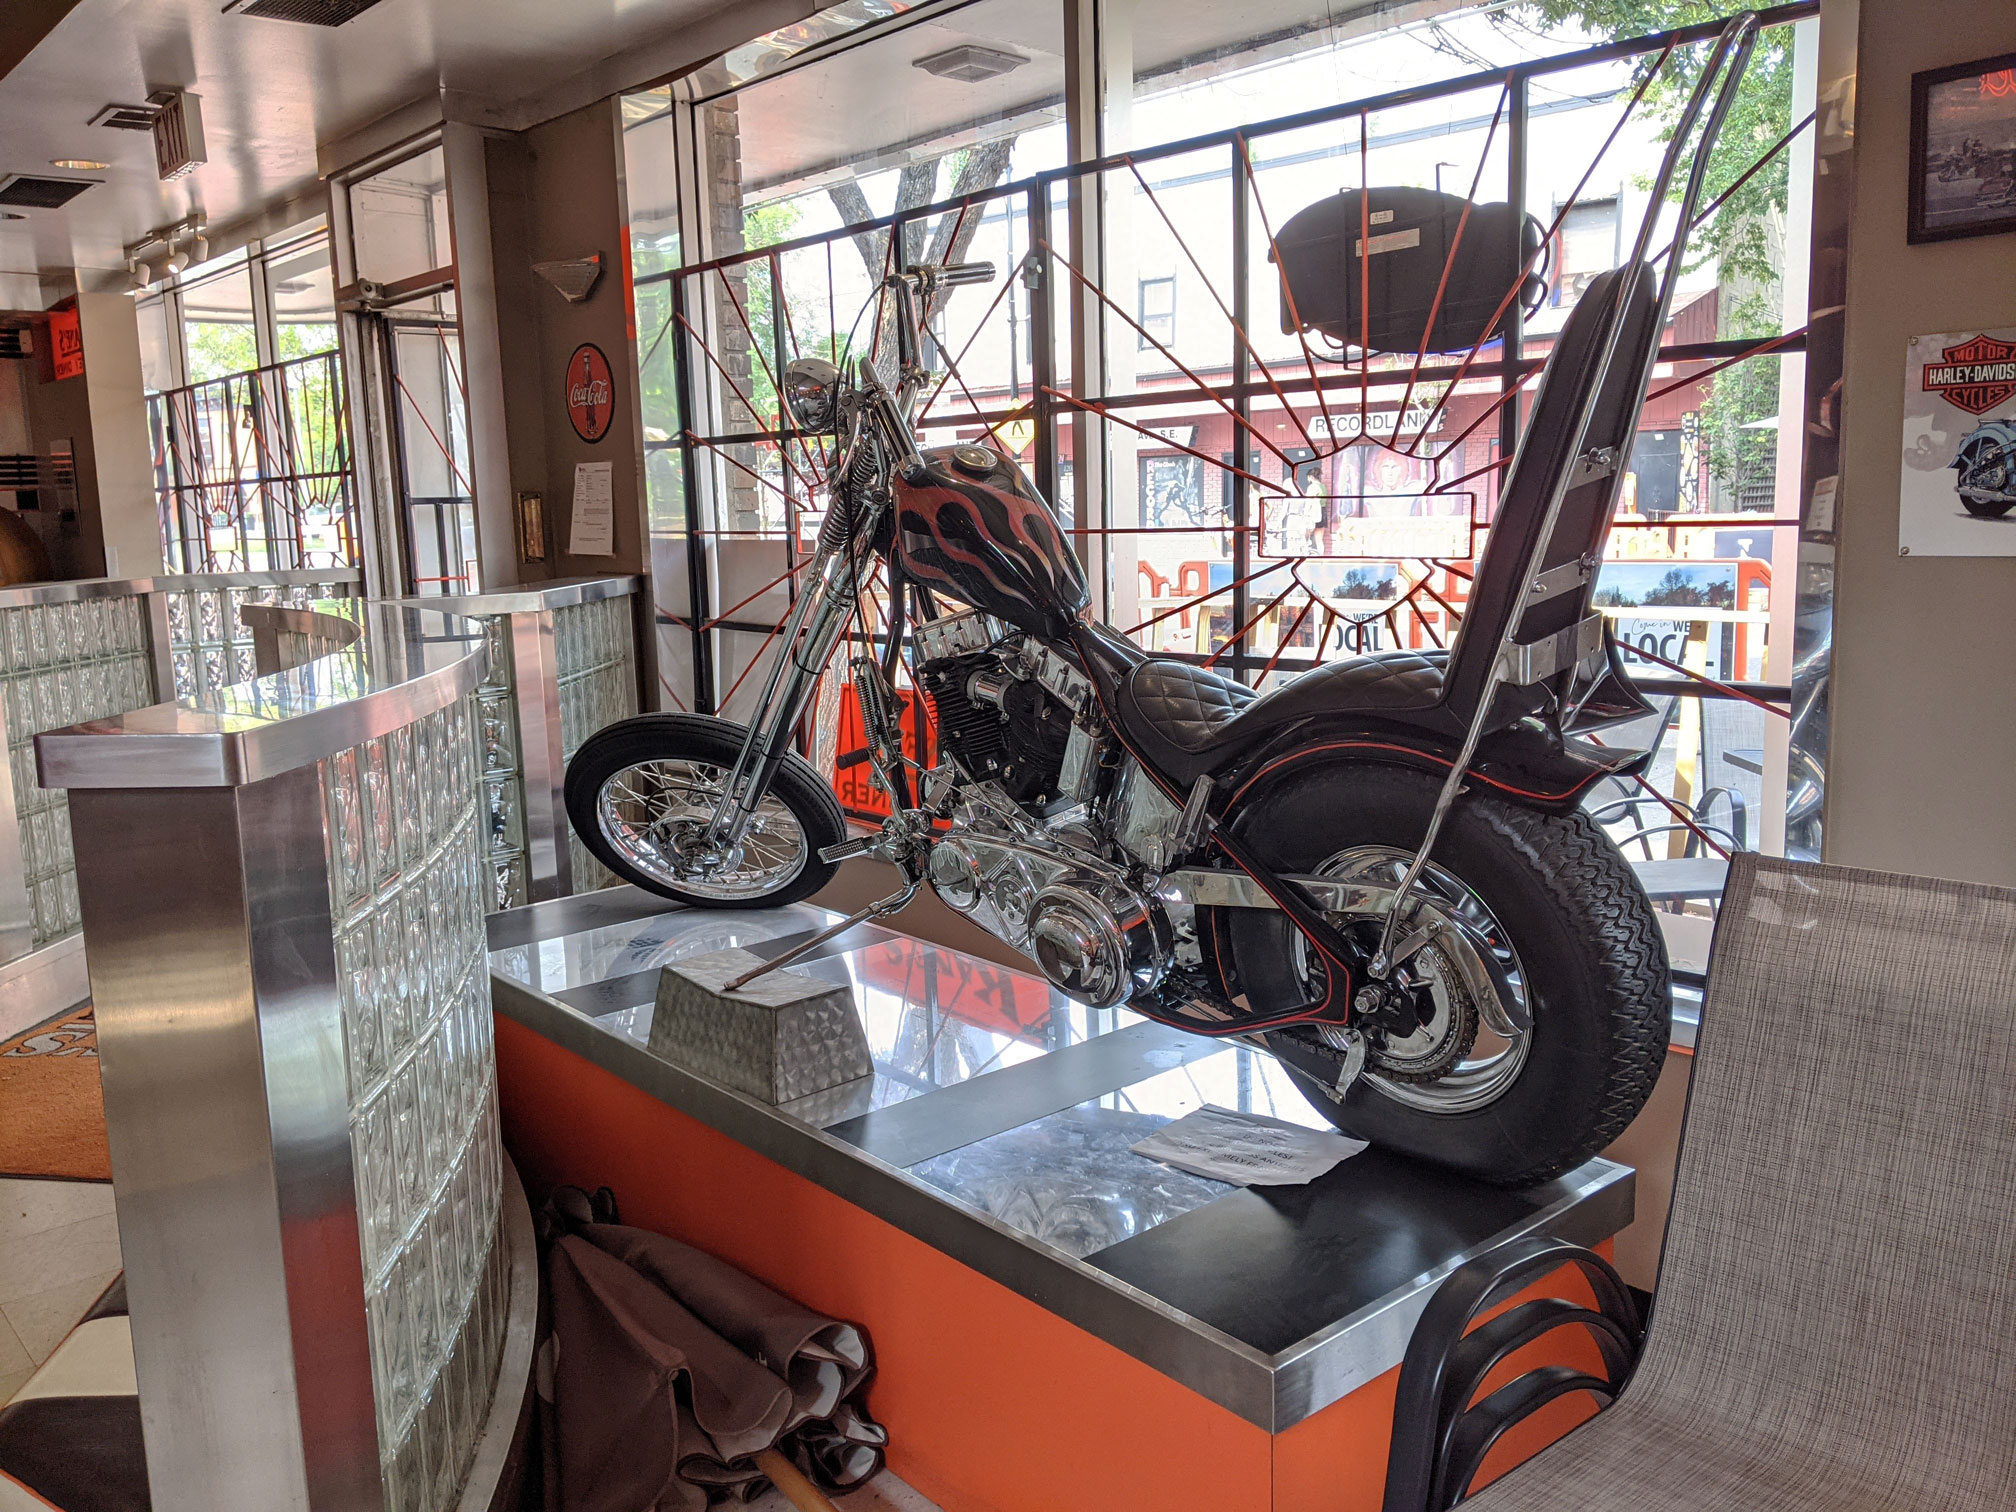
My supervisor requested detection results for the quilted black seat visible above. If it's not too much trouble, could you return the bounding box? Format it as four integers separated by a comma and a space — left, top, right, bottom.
1117, 649, 1447, 783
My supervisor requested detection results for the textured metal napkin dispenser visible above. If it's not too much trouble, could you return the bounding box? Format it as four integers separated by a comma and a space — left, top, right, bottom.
650, 948, 872, 1104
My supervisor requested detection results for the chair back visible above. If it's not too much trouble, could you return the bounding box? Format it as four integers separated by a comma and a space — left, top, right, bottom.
1636, 855, 2016, 1502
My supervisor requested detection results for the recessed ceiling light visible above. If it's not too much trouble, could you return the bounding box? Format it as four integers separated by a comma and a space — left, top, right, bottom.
50, 159, 109, 172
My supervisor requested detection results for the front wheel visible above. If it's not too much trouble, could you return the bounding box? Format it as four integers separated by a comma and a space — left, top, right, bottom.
1206, 762, 1669, 1186
564, 714, 846, 908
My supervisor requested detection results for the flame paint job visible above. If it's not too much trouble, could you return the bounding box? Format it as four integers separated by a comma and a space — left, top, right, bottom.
893, 447, 1090, 638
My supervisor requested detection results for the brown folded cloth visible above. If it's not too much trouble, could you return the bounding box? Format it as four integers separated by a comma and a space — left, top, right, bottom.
540, 1191, 886, 1510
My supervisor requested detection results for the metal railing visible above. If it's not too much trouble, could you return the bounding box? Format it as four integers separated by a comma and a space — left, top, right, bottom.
149, 349, 361, 576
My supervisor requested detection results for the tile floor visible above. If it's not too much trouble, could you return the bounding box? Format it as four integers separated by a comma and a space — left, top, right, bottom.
0, 1177, 121, 1404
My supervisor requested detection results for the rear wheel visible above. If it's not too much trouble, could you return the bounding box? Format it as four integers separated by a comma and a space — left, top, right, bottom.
1208, 762, 1668, 1186
565, 714, 845, 908
1958, 441, 2014, 517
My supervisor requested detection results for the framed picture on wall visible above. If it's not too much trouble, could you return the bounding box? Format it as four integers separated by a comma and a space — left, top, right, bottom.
1908, 50, 2016, 243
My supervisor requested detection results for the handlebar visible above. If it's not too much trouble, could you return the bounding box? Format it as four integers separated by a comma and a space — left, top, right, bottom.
900, 261, 995, 290
936, 261, 996, 287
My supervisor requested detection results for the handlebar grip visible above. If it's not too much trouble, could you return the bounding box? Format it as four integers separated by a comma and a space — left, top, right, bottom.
938, 262, 995, 287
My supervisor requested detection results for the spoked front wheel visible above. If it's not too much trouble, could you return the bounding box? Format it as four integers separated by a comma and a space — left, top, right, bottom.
564, 714, 846, 908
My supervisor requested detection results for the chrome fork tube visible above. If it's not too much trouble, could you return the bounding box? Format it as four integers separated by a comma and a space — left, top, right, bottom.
706, 545, 859, 847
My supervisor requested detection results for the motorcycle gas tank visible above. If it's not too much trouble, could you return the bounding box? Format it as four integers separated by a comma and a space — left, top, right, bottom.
892, 444, 1090, 638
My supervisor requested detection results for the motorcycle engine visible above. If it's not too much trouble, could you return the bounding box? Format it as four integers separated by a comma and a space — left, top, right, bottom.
918, 653, 1072, 805
912, 609, 1175, 1009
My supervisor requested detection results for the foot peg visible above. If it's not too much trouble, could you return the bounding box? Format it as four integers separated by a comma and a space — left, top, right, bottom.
818, 835, 878, 865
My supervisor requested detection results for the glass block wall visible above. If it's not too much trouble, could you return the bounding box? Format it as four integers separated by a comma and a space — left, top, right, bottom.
0, 594, 156, 947
163, 575, 360, 698
470, 590, 638, 911
323, 696, 506, 1512
554, 595, 637, 895
473, 620, 529, 912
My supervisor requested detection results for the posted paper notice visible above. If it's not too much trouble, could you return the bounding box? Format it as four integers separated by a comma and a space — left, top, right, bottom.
570, 460, 615, 556
1130, 1106, 1367, 1187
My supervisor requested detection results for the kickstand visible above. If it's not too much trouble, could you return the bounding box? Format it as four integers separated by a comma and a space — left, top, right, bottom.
721, 881, 920, 993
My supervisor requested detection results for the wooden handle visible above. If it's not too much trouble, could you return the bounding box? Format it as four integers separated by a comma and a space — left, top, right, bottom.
752, 1447, 841, 1512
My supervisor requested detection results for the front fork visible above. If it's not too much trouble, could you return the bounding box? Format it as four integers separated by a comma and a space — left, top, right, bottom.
703, 542, 863, 849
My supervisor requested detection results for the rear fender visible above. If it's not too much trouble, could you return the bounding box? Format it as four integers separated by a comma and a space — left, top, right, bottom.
1221, 717, 1648, 821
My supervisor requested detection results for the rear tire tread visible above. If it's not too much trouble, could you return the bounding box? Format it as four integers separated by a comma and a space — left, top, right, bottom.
1215, 761, 1670, 1187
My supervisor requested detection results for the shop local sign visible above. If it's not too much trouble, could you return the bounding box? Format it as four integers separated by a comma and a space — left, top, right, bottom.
1899, 328, 2016, 555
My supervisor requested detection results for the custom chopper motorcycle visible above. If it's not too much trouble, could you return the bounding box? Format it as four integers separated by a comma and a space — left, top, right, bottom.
567, 16, 1761, 1187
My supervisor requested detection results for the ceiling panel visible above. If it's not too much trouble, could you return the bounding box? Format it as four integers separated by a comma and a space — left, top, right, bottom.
0, 0, 743, 282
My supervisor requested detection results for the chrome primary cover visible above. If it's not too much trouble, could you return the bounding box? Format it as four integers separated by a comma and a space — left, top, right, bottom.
923, 786, 1173, 1008
1028, 880, 1171, 1010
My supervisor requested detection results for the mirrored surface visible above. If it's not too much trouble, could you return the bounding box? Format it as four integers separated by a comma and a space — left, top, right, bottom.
905, 1052, 1333, 1259
488, 900, 1144, 1129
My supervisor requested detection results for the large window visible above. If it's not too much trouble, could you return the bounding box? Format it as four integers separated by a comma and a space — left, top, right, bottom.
140, 225, 356, 573
335, 141, 478, 595
180, 253, 258, 384
623, 0, 1830, 940
139, 225, 342, 394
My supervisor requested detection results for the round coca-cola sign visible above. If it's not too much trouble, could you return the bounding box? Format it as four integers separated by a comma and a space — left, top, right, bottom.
565, 343, 615, 442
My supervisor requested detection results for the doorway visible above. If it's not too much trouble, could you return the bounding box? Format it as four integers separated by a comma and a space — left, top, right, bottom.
374, 300, 477, 594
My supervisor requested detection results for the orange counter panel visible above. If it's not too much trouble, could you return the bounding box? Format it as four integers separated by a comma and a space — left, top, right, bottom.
497, 1015, 1608, 1512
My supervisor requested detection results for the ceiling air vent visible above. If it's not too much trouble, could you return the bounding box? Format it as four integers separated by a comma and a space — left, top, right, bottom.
0, 329, 31, 360
913, 44, 1029, 82
89, 102, 161, 131
226, 0, 391, 25
0, 176, 96, 210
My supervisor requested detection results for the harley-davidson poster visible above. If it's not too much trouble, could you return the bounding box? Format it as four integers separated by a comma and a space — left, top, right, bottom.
1900, 327, 2016, 555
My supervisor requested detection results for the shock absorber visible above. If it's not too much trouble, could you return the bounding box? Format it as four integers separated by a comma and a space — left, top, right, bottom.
820, 444, 882, 554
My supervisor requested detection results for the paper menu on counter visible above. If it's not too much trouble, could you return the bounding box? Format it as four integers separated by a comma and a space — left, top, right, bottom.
569, 460, 615, 556
1129, 1105, 1367, 1187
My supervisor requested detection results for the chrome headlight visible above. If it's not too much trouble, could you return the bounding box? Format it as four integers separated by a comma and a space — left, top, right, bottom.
781, 356, 841, 432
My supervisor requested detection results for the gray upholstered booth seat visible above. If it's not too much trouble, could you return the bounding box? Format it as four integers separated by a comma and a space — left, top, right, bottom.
1457, 855, 2016, 1512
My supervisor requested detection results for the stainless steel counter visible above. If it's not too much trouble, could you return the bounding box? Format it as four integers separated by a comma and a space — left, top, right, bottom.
489, 889, 1635, 1433
38, 599, 482, 788
0, 569, 361, 1026
39, 594, 520, 1512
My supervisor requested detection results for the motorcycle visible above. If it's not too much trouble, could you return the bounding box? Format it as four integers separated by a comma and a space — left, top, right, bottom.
1954, 418, 2016, 518
566, 16, 1760, 1186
